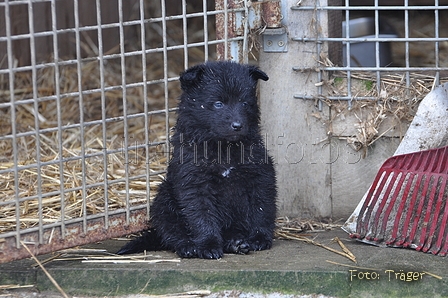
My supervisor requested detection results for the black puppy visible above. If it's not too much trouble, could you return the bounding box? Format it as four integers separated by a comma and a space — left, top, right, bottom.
117, 61, 277, 259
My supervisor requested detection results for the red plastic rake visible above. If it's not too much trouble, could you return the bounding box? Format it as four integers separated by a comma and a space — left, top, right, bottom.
348, 145, 448, 256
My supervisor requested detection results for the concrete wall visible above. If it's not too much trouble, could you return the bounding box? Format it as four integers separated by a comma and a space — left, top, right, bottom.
259, 0, 403, 220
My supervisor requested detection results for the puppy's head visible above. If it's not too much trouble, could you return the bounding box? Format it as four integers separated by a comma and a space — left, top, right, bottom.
177, 61, 268, 142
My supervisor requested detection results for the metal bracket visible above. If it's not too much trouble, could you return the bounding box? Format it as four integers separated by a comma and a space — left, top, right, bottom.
263, 27, 288, 53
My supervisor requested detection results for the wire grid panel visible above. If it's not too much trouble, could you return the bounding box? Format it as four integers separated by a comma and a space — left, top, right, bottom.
0, 0, 240, 263
290, 0, 448, 105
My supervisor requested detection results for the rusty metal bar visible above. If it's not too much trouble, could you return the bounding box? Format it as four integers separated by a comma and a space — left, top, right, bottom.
216, 0, 251, 61
262, 0, 282, 28
0, 209, 148, 263
216, 0, 287, 61
216, 0, 233, 60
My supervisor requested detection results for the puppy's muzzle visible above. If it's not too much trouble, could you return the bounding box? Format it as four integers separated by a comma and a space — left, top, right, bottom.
231, 121, 243, 131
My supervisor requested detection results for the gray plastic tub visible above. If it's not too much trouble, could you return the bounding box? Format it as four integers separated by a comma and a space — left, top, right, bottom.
342, 17, 397, 67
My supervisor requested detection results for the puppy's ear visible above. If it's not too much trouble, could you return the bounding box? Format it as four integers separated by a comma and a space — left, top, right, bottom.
179, 64, 205, 91
248, 66, 269, 82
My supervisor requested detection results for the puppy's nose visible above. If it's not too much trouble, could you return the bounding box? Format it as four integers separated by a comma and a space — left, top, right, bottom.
231, 121, 242, 131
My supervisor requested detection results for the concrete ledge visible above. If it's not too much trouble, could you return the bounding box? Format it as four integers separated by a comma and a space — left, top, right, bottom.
1, 230, 446, 297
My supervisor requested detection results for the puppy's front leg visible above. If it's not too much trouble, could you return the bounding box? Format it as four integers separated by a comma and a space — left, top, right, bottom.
178, 198, 224, 259
246, 167, 277, 251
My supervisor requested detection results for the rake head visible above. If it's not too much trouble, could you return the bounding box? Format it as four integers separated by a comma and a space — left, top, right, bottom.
348, 146, 448, 256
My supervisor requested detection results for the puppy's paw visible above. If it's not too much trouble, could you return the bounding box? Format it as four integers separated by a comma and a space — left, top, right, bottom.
197, 247, 223, 259
175, 241, 198, 258
224, 239, 250, 254
248, 233, 273, 251
175, 241, 223, 259
250, 239, 272, 251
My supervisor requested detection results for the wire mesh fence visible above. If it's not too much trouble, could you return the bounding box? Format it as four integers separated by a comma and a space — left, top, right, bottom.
292, 0, 448, 105
287, 0, 448, 158
0, 0, 242, 263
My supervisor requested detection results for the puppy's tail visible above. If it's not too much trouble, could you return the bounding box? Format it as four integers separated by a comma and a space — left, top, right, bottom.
116, 228, 165, 255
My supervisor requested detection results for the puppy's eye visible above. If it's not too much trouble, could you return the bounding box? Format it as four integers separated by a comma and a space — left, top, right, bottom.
242, 102, 248, 106
213, 101, 224, 109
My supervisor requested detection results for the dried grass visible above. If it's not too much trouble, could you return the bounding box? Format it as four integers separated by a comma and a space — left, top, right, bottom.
320, 10, 448, 154
275, 216, 342, 233
275, 217, 356, 263
321, 53, 448, 155
0, 45, 183, 235
0, 1, 213, 236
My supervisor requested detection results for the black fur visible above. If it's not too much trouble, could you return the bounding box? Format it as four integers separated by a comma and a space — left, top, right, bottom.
117, 61, 277, 259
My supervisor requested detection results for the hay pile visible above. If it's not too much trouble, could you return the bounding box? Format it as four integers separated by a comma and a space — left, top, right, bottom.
0, 55, 177, 234
275, 216, 341, 233
0, 0, 213, 235
326, 70, 448, 155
